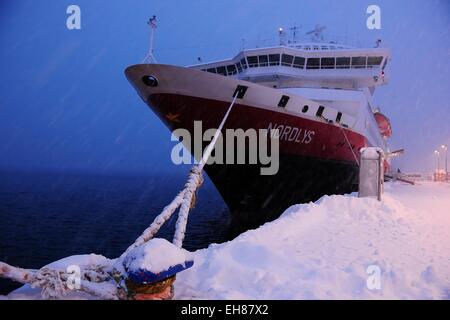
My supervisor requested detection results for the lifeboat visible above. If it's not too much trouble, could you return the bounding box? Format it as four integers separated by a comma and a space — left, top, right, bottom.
374, 112, 392, 138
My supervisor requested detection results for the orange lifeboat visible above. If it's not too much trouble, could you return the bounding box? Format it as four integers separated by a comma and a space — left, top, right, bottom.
374, 112, 392, 138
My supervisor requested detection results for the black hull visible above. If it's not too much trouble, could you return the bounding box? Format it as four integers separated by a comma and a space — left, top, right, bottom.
204, 154, 358, 235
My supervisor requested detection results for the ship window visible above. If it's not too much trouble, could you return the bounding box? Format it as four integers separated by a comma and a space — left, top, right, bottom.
236, 62, 242, 73
293, 56, 305, 68
351, 56, 367, 69
281, 54, 294, 67
336, 112, 343, 123
302, 105, 309, 113
306, 58, 320, 69
321, 57, 335, 69
258, 55, 268, 67
367, 56, 383, 66
216, 66, 227, 75
241, 58, 248, 69
226, 64, 237, 75
206, 68, 216, 74
316, 106, 325, 117
336, 57, 350, 69
247, 56, 258, 68
278, 95, 290, 108
269, 54, 280, 66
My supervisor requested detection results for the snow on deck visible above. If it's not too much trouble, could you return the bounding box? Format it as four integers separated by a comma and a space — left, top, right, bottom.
6, 182, 450, 300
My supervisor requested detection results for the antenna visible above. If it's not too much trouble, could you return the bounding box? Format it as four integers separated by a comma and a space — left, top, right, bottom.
240, 38, 246, 51
278, 27, 287, 46
143, 15, 158, 64
306, 24, 327, 42
375, 38, 382, 48
289, 24, 302, 43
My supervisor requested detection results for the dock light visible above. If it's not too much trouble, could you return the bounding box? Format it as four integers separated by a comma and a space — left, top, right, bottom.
441, 145, 448, 181
434, 150, 441, 181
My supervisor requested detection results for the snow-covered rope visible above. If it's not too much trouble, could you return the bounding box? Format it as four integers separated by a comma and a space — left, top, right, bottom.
0, 261, 116, 300
0, 92, 240, 299
173, 94, 238, 247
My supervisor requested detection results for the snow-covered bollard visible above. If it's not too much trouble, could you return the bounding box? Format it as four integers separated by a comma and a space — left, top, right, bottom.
359, 147, 385, 201
118, 238, 193, 300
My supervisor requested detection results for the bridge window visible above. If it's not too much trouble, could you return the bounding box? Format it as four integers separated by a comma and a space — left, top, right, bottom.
236, 62, 242, 73
367, 56, 383, 67
351, 56, 367, 69
241, 58, 248, 69
206, 68, 216, 74
269, 54, 280, 66
226, 64, 237, 75
247, 56, 258, 68
336, 57, 350, 69
258, 55, 269, 67
216, 66, 227, 75
306, 58, 320, 69
321, 57, 335, 69
281, 54, 294, 67
293, 56, 305, 68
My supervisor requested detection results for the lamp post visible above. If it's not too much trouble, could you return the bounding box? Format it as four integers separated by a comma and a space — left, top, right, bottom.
442, 145, 448, 182
434, 150, 440, 181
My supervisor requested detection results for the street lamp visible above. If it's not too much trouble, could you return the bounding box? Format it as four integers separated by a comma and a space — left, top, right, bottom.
434, 150, 440, 181
442, 145, 448, 182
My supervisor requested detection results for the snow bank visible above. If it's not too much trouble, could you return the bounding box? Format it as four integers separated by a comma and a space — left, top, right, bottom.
5, 182, 450, 300
174, 182, 450, 299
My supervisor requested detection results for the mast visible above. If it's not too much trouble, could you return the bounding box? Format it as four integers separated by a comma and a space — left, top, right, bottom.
143, 15, 158, 64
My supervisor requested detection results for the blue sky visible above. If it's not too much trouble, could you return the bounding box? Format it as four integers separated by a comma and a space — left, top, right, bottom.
0, 0, 449, 174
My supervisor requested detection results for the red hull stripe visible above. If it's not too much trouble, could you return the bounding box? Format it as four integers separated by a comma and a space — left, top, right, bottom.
148, 93, 369, 164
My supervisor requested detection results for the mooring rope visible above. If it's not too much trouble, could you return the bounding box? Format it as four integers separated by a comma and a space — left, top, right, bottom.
0, 93, 240, 300
339, 126, 360, 167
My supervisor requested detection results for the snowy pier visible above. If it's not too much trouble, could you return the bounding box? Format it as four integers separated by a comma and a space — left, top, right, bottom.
4, 181, 449, 300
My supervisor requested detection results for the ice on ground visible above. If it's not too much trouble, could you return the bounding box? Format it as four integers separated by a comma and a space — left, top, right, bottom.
122, 238, 192, 274
5, 182, 450, 300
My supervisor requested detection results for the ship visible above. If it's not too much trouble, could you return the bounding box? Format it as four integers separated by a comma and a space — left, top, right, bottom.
125, 23, 393, 231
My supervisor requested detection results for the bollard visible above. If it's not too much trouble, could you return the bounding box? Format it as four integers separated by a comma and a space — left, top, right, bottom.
117, 238, 194, 300
359, 147, 385, 201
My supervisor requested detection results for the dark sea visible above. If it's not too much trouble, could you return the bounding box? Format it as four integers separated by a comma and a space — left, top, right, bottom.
0, 170, 230, 295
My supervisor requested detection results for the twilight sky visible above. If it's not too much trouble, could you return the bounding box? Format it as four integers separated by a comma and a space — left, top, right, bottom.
0, 0, 449, 174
